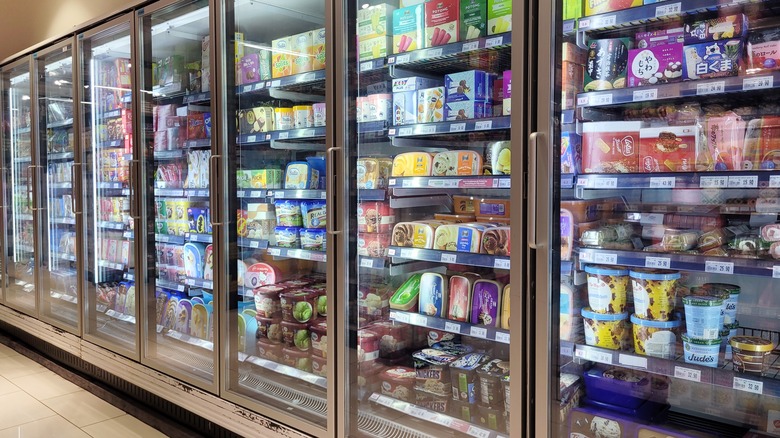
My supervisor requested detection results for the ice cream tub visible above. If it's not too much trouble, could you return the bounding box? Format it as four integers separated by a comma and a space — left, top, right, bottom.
705, 283, 740, 325
419, 273, 448, 317
282, 347, 311, 372
391, 152, 433, 177
280, 290, 317, 323
256, 316, 283, 343
449, 352, 490, 403
476, 359, 509, 407
274, 107, 294, 130
256, 338, 283, 361
412, 348, 459, 396
358, 330, 381, 365
432, 151, 483, 176
482, 226, 510, 256
631, 314, 680, 359
312, 103, 326, 127
501, 284, 510, 329
471, 279, 502, 327
281, 320, 310, 350
583, 367, 650, 409
301, 200, 326, 228
391, 221, 444, 248
183, 243, 206, 279
357, 232, 390, 257
285, 162, 318, 190
682, 334, 720, 368
356, 157, 392, 190
581, 307, 630, 350
274, 200, 302, 227
476, 404, 506, 432
730, 336, 775, 374
683, 295, 723, 340
357, 202, 395, 234
253, 285, 282, 318
274, 226, 300, 248
433, 224, 481, 252
390, 274, 422, 312
415, 388, 450, 413
584, 265, 629, 314
450, 399, 476, 423
300, 228, 326, 251
721, 321, 739, 360
244, 262, 281, 289
370, 320, 410, 357
380, 367, 416, 401
447, 274, 476, 322
293, 105, 313, 128
630, 269, 680, 321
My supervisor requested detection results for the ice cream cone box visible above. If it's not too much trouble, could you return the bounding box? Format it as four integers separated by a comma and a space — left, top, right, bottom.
444, 100, 492, 121
627, 43, 683, 88
291, 31, 313, 75
359, 36, 393, 61
682, 40, 743, 80
358, 4, 395, 41
446, 70, 489, 102
584, 38, 632, 91
425, 0, 459, 47
581, 121, 645, 173
639, 125, 698, 172
486, 0, 511, 34
271, 37, 293, 78
312, 28, 326, 71
393, 5, 424, 54
584, 0, 641, 16
460, 0, 486, 40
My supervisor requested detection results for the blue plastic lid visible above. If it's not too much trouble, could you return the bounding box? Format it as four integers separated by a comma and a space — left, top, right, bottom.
584, 265, 629, 276
629, 269, 681, 281
581, 307, 628, 321
630, 314, 681, 328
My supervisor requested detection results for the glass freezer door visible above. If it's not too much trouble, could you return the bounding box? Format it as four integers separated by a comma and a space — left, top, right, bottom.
79, 17, 139, 357
221, 0, 331, 433
2, 60, 36, 314
35, 42, 80, 332
538, 1, 780, 437
138, 0, 217, 389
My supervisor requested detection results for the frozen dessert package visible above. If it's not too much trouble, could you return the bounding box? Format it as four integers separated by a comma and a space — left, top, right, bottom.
448, 274, 477, 322
581, 121, 645, 173
705, 111, 746, 170
483, 141, 511, 175
424, 0, 459, 47
357, 202, 395, 234
357, 233, 391, 257
391, 152, 434, 176
482, 226, 510, 256
392, 5, 424, 54
392, 221, 448, 248
638, 125, 699, 172
418, 272, 448, 317
635, 27, 684, 48
581, 308, 630, 350
471, 279, 503, 326
683, 14, 748, 44
682, 39, 743, 80
743, 116, 780, 170
627, 44, 683, 87
433, 224, 482, 252
431, 151, 483, 176
417, 87, 446, 123
356, 157, 393, 189
460, 0, 486, 40
445, 70, 490, 102
748, 28, 780, 73
583, 38, 632, 91
390, 273, 423, 311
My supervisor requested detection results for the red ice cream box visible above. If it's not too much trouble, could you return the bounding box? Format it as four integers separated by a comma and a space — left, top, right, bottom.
639, 125, 699, 172
582, 121, 645, 173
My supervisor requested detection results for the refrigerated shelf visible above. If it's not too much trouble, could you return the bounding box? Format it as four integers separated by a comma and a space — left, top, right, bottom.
266, 247, 326, 262
156, 234, 185, 245
389, 310, 510, 344
156, 279, 187, 292
97, 140, 124, 148
98, 109, 123, 120
237, 126, 326, 144
105, 309, 137, 324
388, 116, 511, 138
98, 260, 126, 271
236, 190, 270, 200
164, 329, 214, 351
387, 246, 510, 269
237, 238, 269, 250
575, 171, 780, 190
186, 233, 212, 243
182, 91, 211, 105
185, 278, 213, 290
386, 32, 512, 67
184, 139, 211, 148
184, 189, 210, 198
388, 176, 510, 189
270, 189, 326, 200
97, 221, 127, 231
96, 182, 126, 190
51, 217, 76, 225
236, 69, 326, 95
243, 355, 327, 389
49, 291, 78, 304
49, 182, 73, 189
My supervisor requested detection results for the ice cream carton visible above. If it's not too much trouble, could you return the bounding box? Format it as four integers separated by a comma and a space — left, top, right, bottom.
312, 28, 326, 70
584, 0, 642, 16
639, 125, 699, 173
271, 37, 293, 78
562, 0, 583, 20
561, 131, 581, 174
366, 94, 393, 123
562, 42, 587, 65
394, 90, 418, 125
582, 121, 645, 173
393, 5, 425, 54
584, 38, 633, 91
359, 36, 393, 61
682, 39, 743, 80
445, 70, 490, 102
502, 70, 511, 115
487, 0, 512, 34
627, 43, 683, 87
393, 76, 441, 92
683, 13, 748, 44
425, 0, 459, 47
358, 4, 395, 41
562, 61, 584, 108
460, 0, 486, 40
569, 406, 640, 437
238, 54, 262, 85
444, 100, 492, 121
291, 31, 313, 75
635, 27, 684, 48
417, 87, 446, 123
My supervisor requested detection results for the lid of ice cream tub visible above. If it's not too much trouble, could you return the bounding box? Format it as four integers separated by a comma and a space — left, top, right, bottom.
581, 307, 628, 321
730, 336, 775, 352
630, 314, 681, 328
584, 265, 629, 276
682, 295, 723, 306
629, 269, 681, 281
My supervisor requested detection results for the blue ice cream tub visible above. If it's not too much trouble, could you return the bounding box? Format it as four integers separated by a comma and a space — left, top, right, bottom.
682, 334, 720, 368
682, 295, 723, 340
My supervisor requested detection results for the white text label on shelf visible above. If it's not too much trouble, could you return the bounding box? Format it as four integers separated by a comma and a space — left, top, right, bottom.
420, 125, 437, 134
450, 123, 466, 133
466, 425, 491, 438
278, 132, 289, 139
655, 2, 681, 17
396, 54, 411, 64
271, 80, 281, 87
743, 76, 773, 91
593, 253, 617, 265
398, 127, 413, 136
595, 15, 616, 27
494, 258, 511, 269
618, 354, 648, 369
589, 93, 613, 106
577, 96, 589, 106
705, 261, 734, 275
770, 175, 780, 188
649, 177, 675, 188
674, 366, 701, 382
410, 314, 428, 326
267, 248, 281, 256
462, 41, 479, 51
246, 135, 256, 143
470, 326, 488, 339
700, 175, 728, 188
733, 377, 763, 395
360, 258, 374, 268
594, 178, 618, 189
774, 266, 780, 279
391, 311, 410, 324
495, 331, 510, 343
632, 89, 658, 102
440, 253, 457, 263
474, 120, 493, 130
444, 322, 461, 333
400, 249, 413, 258
250, 240, 259, 248
727, 175, 758, 188
645, 256, 671, 269
575, 347, 613, 364
485, 36, 503, 48
696, 81, 725, 95
428, 48, 443, 57
498, 178, 511, 188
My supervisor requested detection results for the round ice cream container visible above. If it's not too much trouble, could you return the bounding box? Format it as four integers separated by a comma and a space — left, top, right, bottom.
706, 283, 740, 325
683, 295, 724, 340
690, 286, 728, 328
581, 307, 630, 350
630, 314, 680, 359
584, 265, 629, 314
682, 334, 720, 368
730, 336, 775, 374
629, 269, 680, 321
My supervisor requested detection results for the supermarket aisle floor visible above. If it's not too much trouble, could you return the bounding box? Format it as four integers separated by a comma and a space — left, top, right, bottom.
0, 343, 168, 438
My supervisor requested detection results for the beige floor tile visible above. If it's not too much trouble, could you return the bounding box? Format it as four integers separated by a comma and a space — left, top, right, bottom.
0, 344, 19, 358
82, 415, 168, 438
0, 377, 20, 397
0, 354, 48, 380
0, 415, 91, 438
41, 390, 124, 427
0, 391, 56, 429
12, 371, 82, 400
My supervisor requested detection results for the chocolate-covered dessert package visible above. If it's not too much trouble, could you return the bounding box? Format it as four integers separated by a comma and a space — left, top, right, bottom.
682, 39, 743, 80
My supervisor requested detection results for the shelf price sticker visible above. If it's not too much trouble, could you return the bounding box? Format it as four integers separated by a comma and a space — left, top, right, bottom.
400, 249, 413, 258
728, 175, 758, 188
360, 258, 375, 268
470, 326, 488, 339
498, 178, 511, 188
743, 76, 773, 91
733, 377, 763, 395
485, 36, 504, 48
593, 253, 617, 264
594, 178, 618, 189
396, 54, 411, 64
649, 177, 676, 188
278, 132, 289, 139
420, 125, 437, 135
462, 41, 480, 51
633, 88, 658, 102
655, 2, 681, 17
700, 175, 728, 188
494, 258, 511, 269
267, 248, 281, 256
674, 366, 701, 382
466, 425, 492, 438
696, 81, 725, 95
428, 48, 443, 57
391, 311, 410, 324
577, 95, 590, 106
410, 314, 428, 326
774, 266, 780, 279
705, 261, 734, 275
440, 253, 457, 263
475, 120, 493, 130
495, 331, 511, 344
444, 322, 461, 333
645, 256, 671, 269
589, 93, 613, 106
618, 354, 648, 369
450, 123, 466, 133
593, 14, 616, 28
398, 127, 413, 136
575, 347, 613, 364
770, 175, 780, 188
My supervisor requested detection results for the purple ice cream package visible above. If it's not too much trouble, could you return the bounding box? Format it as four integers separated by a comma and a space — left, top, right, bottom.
682, 39, 743, 80
470, 280, 502, 327
627, 43, 683, 87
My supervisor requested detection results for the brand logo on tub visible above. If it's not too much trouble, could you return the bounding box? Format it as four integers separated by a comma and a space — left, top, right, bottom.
726, 302, 736, 311
614, 136, 634, 156
686, 352, 715, 363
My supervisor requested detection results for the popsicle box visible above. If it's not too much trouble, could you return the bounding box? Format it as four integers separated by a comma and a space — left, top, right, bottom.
358, 4, 395, 41
291, 31, 313, 75
460, 0, 486, 40
417, 87, 446, 123
487, 0, 512, 35
562, 0, 583, 20
312, 28, 326, 71
359, 37, 393, 61
393, 5, 425, 54
272, 37, 293, 78
425, 0, 460, 47
683, 14, 748, 44
393, 77, 442, 125
584, 0, 641, 16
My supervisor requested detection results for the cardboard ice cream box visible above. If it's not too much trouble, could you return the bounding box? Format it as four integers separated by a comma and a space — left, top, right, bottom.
291, 31, 314, 75
627, 43, 683, 87
639, 125, 699, 172
358, 4, 396, 41
271, 37, 293, 78
460, 0, 487, 40
583, 38, 633, 91
487, 0, 512, 34
444, 100, 492, 121
445, 70, 490, 101
584, 0, 642, 16
425, 0, 460, 47
359, 36, 393, 61
682, 39, 743, 80
393, 5, 425, 54
683, 14, 748, 44
582, 121, 645, 173
312, 28, 327, 71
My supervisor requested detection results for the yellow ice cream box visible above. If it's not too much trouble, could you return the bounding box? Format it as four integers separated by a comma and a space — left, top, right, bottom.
271, 37, 293, 78
487, 0, 511, 35
291, 31, 313, 75
357, 4, 396, 41
359, 36, 393, 61
312, 28, 326, 71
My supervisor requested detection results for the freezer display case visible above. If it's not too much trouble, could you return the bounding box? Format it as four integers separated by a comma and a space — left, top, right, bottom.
221, 0, 331, 432
345, 0, 514, 435
537, 1, 780, 437
79, 17, 139, 356
138, 0, 217, 388
35, 41, 80, 332
2, 59, 35, 313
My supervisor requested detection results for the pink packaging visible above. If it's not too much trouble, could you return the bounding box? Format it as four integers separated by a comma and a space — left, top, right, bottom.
238, 54, 261, 85
154, 131, 168, 151
156, 105, 174, 131
706, 112, 746, 170
627, 44, 683, 88
313, 103, 326, 127
502, 70, 511, 98
635, 28, 684, 49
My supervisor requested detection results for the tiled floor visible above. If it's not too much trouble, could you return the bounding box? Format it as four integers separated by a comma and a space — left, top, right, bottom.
0, 343, 168, 438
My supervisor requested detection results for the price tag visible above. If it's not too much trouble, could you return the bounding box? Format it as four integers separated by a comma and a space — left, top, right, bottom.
743, 76, 773, 91
577, 95, 589, 106
640, 213, 665, 225
278, 132, 289, 139
575, 348, 613, 364
594, 178, 618, 189
428, 48, 443, 57
705, 261, 734, 275
254, 83, 264, 91
770, 175, 780, 188
728, 175, 758, 188
249, 240, 260, 248
700, 175, 728, 188
246, 135, 256, 143
267, 248, 281, 256
400, 249, 413, 258
435, 415, 453, 428
450, 123, 466, 133
696, 81, 725, 95
619, 354, 648, 369
485, 36, 503, 48
649, 177, 675, 188
632, 88, 658, 102
388, 179, 396, 187
271, 80, 281, 87
589, 93, 613, 106
205, 281, 213, 289
398, 127, 413, 136
242, 85, 252, 93
560, 344, 573, 356
320, 191, 327, 199
410, 314, 428, 326
249, 191, 262, 198
655, 2, 681, 17
409, 406, 428, 419
392, 311, 410, 324
594, 253, 617, 264
396, 54, 411, 64
401, 179, 413, 188
274, 191, 284, 198
475, 120, 493, 130
462, 41, 479, 51
468, 326, 487, 339
733, 377, 763, 394
303, 129, 316, 137
440, 253, 457, 263
497, 178, 510, 188
466, 425, 491, 438
674, 366, 701, 382
420, 125, 437, 134
444, 322, 461, 333
494, 258, 510, 269
645, 256, 671, 269
495, 331, 510, 343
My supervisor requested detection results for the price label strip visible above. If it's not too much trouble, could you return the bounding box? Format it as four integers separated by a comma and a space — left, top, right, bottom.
696, 81, 725, 95
743, 76, 773, 91
575, 347, 613, 364
705, 261, 734, 275
733, 377, 763, 395
673, 366, 701, 382
645, 256, 671, 269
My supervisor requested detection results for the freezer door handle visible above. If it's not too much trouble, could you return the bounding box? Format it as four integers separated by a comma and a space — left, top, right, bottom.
71, 163, 81, 215
209, 154, 222, 226
26, 165, 34, 209
528, 132, 547, 249
128, 159, 140, 220
326, 146, 341, 235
